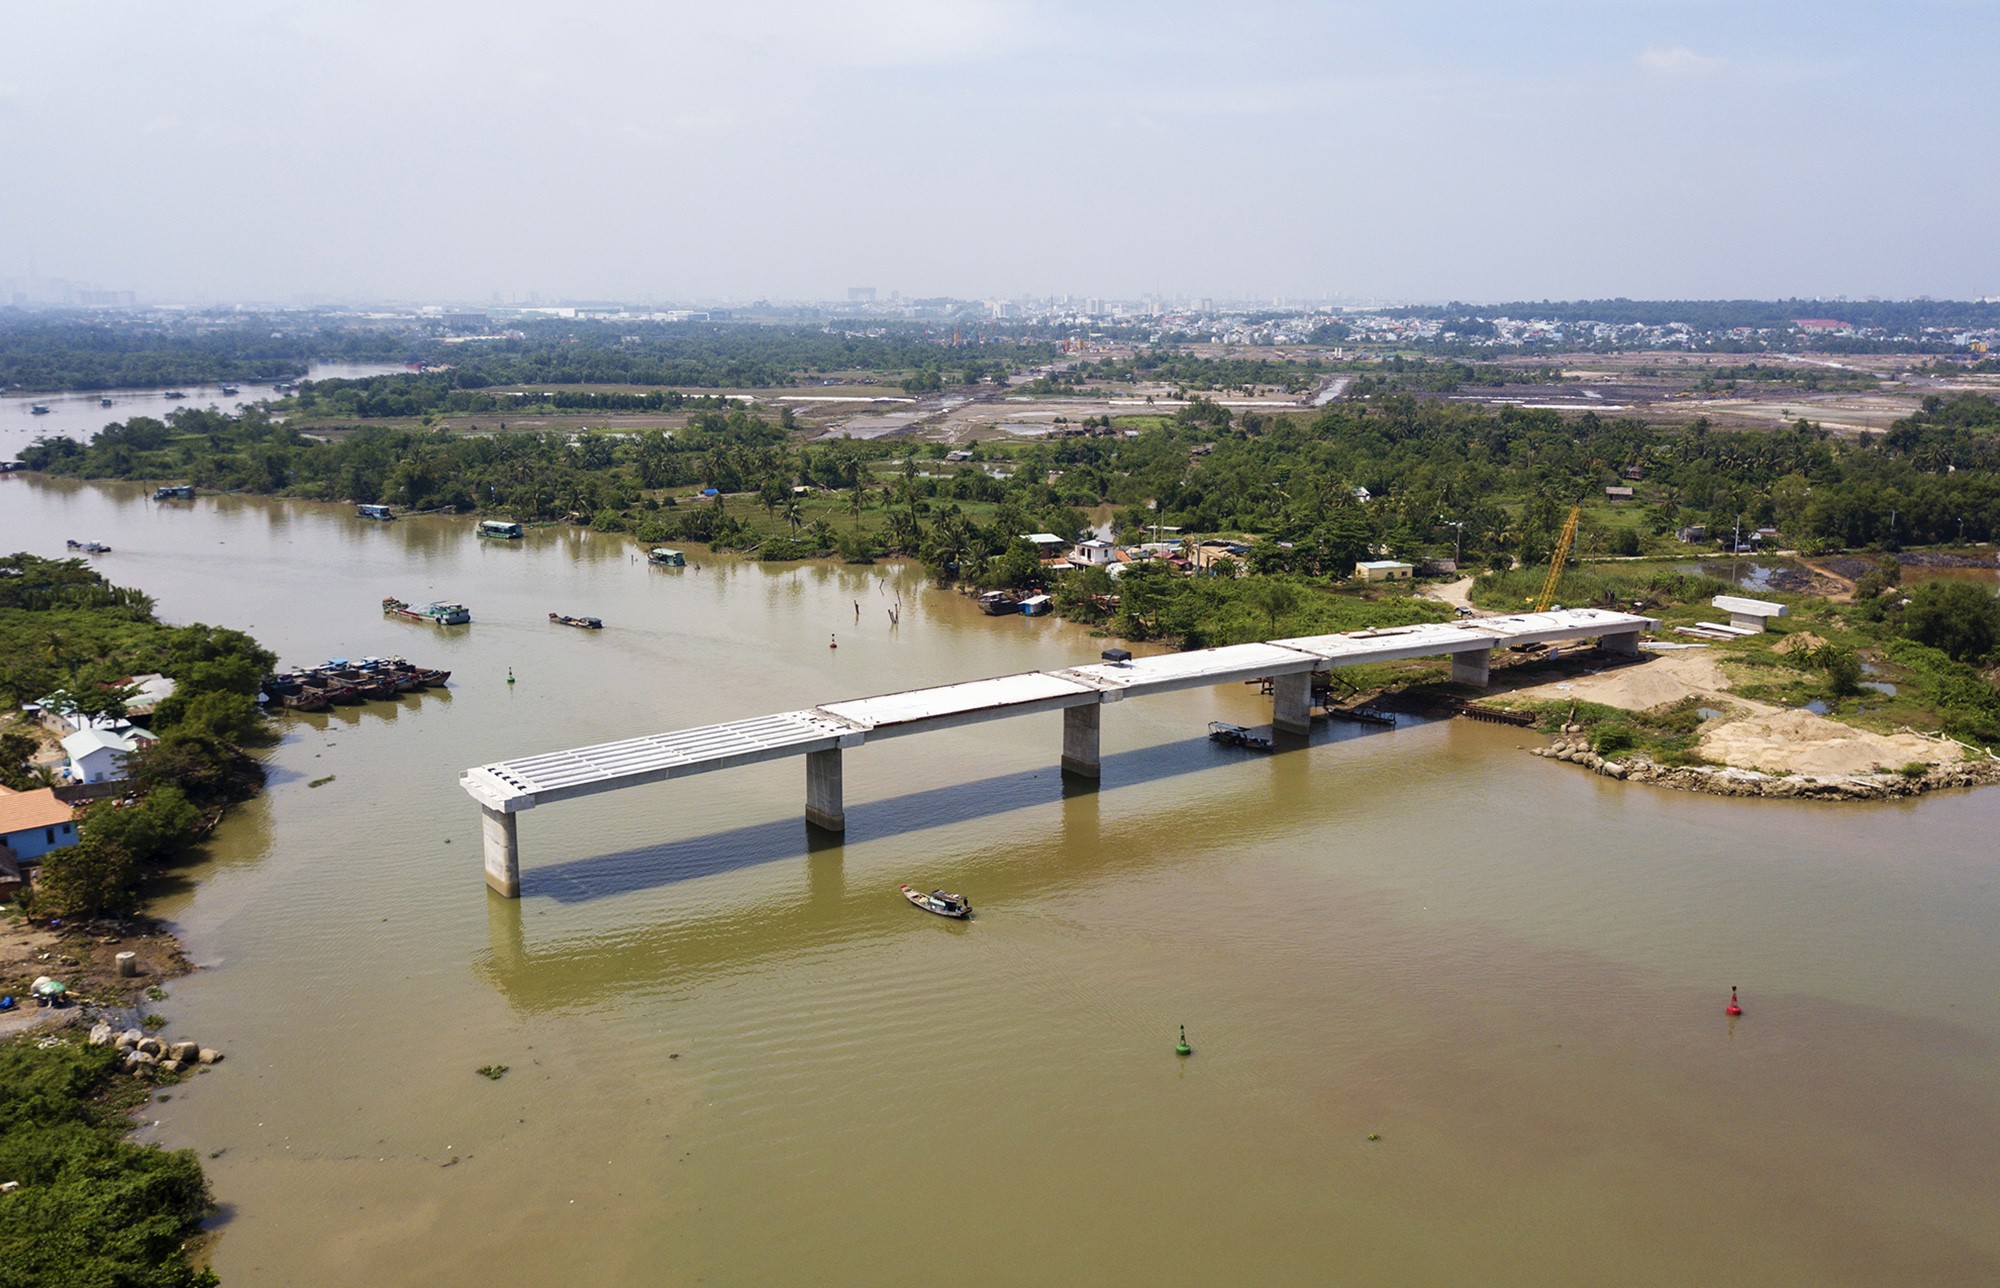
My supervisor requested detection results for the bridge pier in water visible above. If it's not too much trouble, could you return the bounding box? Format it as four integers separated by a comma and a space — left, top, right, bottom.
481, 804, 521, 898
1061, 704, 1101, 778
805, 748, 846, 832
1272, 671, 1314, 734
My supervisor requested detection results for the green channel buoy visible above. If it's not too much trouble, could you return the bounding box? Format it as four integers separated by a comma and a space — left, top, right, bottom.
1175, 1024, 1192, 1057
506, 668, 515, 685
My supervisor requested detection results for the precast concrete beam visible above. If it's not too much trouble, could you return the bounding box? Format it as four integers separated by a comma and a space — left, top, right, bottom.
482, 804, 521, 898
805, 747, 845, 832
1451, 648, 1492, 688
1273, 670, 1314, 735
1061, 702, 1102, 778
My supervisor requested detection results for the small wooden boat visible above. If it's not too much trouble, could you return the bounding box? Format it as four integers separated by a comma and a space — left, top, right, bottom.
65, 540, 113, 554
900, 884, 971, 918
549, 612, 603, 630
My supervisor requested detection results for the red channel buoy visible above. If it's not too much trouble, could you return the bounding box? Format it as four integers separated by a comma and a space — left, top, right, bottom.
1725, 986, 1742, 1017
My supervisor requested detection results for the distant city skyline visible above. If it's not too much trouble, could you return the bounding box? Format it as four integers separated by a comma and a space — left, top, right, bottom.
4, 1, 1996, 305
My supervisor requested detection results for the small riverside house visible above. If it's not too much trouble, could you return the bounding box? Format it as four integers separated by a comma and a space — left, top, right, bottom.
30, 673, 174, 733
1071, 538, 1119, 567
1354, 560, 1415, 582
61, 726, 158, 784
0, 786, 78, 862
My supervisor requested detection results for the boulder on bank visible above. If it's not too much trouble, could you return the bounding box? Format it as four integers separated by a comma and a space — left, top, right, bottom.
197, 1048, 222, 1065
88, 1022, 114, 1047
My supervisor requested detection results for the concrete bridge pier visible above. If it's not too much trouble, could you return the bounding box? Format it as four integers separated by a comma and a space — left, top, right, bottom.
1451, 648, 1492, 688
481, 804, 521, 898
1061, 703, 1101, 778
1602, 629, 1642, 656
1272, 670, 1315, 735
805, 748, 846, 832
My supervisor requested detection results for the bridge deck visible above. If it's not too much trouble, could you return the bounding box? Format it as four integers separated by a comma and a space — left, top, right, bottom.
461, 607, 1651, 813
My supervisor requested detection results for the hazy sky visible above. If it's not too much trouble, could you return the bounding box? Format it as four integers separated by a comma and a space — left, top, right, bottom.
3, 0, 1996, 304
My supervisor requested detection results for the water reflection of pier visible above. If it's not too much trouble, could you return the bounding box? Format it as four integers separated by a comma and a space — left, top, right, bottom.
462, 609, 1653, 896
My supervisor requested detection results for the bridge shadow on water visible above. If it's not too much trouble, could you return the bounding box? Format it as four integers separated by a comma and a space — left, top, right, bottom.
516, 721, 1398, 905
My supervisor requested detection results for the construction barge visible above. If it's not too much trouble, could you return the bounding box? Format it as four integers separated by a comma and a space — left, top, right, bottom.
263, 657, 452, 712
384, 596, 471, 626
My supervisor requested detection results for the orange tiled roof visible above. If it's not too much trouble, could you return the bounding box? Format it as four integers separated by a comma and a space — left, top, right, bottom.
0, 786, 74, 836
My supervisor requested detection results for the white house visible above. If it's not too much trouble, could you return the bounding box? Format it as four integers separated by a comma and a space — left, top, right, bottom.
1071, 538, 1119, 567
1354, 560, 1415, 582
61, 726, 158, 785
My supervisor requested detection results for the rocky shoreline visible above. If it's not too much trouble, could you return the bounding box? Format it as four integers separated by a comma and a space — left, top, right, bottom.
1531, 730, 2000, 800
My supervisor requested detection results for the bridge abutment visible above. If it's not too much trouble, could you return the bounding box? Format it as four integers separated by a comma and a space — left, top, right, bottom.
1272, 671, 1314, 735
482, 804, 521, 898
1602, 629, 1641, 656
805, 748, 846, 832
1061, 703, 1102, 778
1451, 648, 1492, 687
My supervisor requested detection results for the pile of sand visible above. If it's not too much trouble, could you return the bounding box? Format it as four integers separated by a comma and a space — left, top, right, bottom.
1698, 708, 1961, 777
1510, 649, 1754, 713
1771, 632, 1827, 655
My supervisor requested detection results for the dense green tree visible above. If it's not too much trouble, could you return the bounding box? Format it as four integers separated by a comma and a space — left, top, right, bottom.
1900, 579, 2000, 663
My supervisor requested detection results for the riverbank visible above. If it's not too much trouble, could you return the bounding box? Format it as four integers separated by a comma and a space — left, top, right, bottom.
0, 907, 194, 1024
1530, 729, 2000, 800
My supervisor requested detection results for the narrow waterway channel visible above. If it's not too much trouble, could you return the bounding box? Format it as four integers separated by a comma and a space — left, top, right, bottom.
5, 476, 1998, 1286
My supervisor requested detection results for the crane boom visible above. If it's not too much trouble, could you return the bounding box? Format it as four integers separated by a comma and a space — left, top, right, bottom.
1532, 505, 1582, 612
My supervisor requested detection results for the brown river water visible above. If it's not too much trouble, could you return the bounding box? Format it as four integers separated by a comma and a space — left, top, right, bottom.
5, 476, 2000, 1286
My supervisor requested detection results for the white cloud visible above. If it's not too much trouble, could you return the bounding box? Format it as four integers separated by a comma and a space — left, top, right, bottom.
1636, 46, 1732, 77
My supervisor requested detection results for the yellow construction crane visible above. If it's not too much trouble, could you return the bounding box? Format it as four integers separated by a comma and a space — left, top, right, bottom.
1531, 505, 1582, 612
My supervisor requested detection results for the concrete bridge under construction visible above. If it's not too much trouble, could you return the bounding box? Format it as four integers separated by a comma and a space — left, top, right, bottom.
460, 607, 1655, 896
